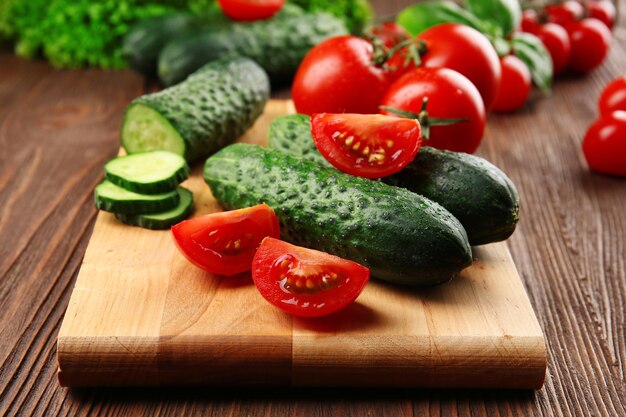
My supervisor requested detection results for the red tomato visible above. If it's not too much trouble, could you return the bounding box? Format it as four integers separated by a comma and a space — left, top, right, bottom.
534, 23, 572, 75
418, 24, 501, 110
546, 0, 584, 25
171, 204, 280, 276
565, 18, 611, 73
492, 55, 532, 113
217, 0, 284, 21
598, 76, 626, 115
311, 113, 421, 178
381, 67, 486, 153
367, 22, 410, 48
521, 9, 541, 33
582, 111, 626, 176
292, 36, 390, 115
587, 0, 616, 30
252, 237, 370, 317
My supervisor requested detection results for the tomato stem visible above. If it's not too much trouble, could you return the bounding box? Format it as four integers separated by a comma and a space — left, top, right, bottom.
367, 35, 425, 70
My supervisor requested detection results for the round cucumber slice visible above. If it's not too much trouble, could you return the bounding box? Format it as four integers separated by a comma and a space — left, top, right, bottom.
115, 187, 194, 230
104, 151, 190, 194
94, 180, 180, 214
121, 103, 186, 157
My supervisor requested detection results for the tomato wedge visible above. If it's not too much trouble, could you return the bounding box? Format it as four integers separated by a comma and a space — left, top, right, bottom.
171, 204, 280, 276
252, 238, 370, 317
311, 113, 421, 178
217, 0, 284, 21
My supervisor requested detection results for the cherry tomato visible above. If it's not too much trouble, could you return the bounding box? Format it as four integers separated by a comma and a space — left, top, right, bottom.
381, 67, 486, 153
521, 9, 541, 33
587, 0, 616, 30
311, 113, 421, 178
252, 237, 370, 317
492, 55, 532, 113
546, 0, 584, 25
172, 204, 280, 276
418, 23, 501, 110
217, 0, 284, 21
565, 18, 611, 73
598, 76, 626, 115
533, 23, 572, 75
582, 111, 626, 176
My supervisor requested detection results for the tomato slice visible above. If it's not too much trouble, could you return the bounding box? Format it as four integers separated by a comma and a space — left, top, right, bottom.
171, 204, 280, 276
311, 113, 421, 178
217, 0, 284, 21
252, 238, 369, 317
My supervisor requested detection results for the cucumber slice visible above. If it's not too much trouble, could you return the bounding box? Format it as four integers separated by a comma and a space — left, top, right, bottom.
104, 151, 190, 194
94, 180, 180, 214
121, 103, 186, 157
115, 187, 194, 230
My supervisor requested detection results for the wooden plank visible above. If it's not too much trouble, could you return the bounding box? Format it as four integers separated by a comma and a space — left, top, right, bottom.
57, 100, 546, 389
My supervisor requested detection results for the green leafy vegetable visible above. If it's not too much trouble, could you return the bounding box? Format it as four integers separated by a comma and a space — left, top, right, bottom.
466, 0, 521, 38
511, 32, 553, 94
396, 1, 485, 35
291, 0, 373, 34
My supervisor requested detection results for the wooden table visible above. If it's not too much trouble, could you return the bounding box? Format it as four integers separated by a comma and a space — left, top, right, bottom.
1, 0, 625, 415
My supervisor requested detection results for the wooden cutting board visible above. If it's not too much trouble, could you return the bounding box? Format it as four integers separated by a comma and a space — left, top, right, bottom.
57, 100, 547, 388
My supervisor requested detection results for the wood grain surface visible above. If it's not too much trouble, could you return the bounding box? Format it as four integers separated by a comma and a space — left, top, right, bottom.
1, 0, 625, 414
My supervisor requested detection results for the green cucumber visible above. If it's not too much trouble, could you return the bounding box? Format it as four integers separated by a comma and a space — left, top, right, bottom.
204, 144, 472, 286
94, 180, 180, 214
121, 57, 269, 163
104, 151, 189, 194
157, 5, 348, 86
115, 187, 194, 230
267, 114, 520, 245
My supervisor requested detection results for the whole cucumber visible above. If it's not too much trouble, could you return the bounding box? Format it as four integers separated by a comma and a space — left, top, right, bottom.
267, 114, 520, 245
121, 57, 269, 163
204, 144, 472, 286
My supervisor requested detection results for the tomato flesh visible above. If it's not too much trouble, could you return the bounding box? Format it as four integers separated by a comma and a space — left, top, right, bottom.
311, 113, 421, 178
252, 238, 370, 317
598, 76, 626, 115
171, 204, 280, 276
217, 0, 284, 21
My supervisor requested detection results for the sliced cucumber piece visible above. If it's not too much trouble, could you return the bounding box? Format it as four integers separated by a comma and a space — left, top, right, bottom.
121, 103, 186, 157
104, 151, 190, 194
115, 187, 194, 230
94, 180, 179, 214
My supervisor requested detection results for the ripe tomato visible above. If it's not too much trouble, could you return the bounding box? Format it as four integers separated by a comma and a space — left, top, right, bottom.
381, 67, 486, 153
587, 0, 616, 30
582, 111, 626, 176
546, 0, 584, 25
598, 76, 626, 115
492, 55, 532, 113
292, 36, 390, 115
565, 18, 611, 73
217, 0, 284, 21
311, 113, 421, 178
418, 24, 501, 110
367, 22, 410, 48
521, 9, 541, 33
172, 204, 280, 276
533, 23, 572, 75
252, 237, 370, 317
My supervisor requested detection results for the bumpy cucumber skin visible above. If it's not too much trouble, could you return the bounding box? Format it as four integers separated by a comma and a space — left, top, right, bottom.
94, 182, 180, 215
204, 144, 472, 286
124, 57, 269, 163
115, 187, 194, 230
158, 6, 348, 86
267, 114, 520, 245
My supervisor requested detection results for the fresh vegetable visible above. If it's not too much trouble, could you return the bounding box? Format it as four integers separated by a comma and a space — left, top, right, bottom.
104, 151, 190, 194
310, 113, 421, 179
530, 23, 571, 76
158, 5, 347, 86
546, 0, 584, 26
267, 114, 520, 245
598, 76, 626, 115
417, 23, 501, 110
492, 55, 532, 113
171, 203, 281, 276
290, 0, 373, 34
587, 0, 616, 30
509, 31, 553, 94
94, 180, 180, 215
116, 187, 194, 230
381, 67, 486, 154
521, 9, 540, 33
204, 143, 472, 286
367, 22, 410, 48
252, 237, 370, 317
582, 111, 626, 176
217, 0, 284, 21
292, 35, 390, 115
564, 18, 611, 73
122, 57, 269, 163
